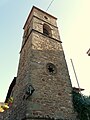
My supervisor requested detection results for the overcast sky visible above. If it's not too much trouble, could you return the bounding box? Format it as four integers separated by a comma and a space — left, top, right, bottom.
0, 0, 90, 102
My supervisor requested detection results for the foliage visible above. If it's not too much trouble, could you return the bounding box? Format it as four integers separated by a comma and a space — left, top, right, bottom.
0, 103, 9, 112
7, 97, 13, 105
72, 91, 90, 120
0, 97, 13, 112
0, 106, 4, 112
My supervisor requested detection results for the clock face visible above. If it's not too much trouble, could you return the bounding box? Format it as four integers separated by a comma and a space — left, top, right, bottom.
46, 63, 57, 75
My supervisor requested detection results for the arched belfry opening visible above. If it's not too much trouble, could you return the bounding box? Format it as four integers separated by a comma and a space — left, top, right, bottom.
43, 23, 52, 37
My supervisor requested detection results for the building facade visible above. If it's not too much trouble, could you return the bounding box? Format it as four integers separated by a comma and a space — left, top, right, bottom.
0, 6, 78, 120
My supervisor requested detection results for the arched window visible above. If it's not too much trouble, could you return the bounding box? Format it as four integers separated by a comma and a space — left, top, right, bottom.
43, 24, 52, 37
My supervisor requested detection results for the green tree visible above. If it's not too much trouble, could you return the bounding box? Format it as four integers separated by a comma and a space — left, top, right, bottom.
72, 91, 90, 120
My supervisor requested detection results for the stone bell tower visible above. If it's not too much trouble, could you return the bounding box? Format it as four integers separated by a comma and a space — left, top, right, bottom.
8, 6, 77, 120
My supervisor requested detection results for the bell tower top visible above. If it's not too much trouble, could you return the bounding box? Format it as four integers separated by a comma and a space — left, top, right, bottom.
22, 6, 61, 52
21, 6, 61, 53
23, 6, 57, 30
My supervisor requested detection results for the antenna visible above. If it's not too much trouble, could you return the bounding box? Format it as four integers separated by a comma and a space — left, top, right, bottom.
70, 59, 90, 119
70, 59, 83, 99
46, 0, 54, 11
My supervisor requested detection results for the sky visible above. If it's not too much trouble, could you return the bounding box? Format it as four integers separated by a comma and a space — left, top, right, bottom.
0, 0, 90, 102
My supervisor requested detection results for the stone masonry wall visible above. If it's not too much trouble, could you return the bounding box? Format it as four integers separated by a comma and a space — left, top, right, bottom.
0, 6, 78, 120
24, 30, 77, 120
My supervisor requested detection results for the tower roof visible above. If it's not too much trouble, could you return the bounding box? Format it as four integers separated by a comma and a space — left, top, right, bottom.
23, 6, 57, 29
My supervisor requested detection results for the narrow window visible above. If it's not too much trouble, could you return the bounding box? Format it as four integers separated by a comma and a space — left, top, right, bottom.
44, 16, 48, 20
43, 24, 51, 37
43, 28, 49, 36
